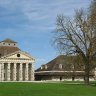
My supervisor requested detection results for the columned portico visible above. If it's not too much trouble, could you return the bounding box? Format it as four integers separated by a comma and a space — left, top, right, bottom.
0, 61, 34, 81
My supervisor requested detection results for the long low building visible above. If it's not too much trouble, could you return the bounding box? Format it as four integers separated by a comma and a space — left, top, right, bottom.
35, 55, 95, 81
0, 39, 35, 81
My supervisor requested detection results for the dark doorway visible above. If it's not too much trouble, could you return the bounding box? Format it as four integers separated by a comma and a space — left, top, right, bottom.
60, 76, 62, 81
72, 76, 75, 81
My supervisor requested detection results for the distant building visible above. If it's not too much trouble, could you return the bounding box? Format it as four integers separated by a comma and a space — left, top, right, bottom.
35, 55, 95, 81
0, 38, 35, 81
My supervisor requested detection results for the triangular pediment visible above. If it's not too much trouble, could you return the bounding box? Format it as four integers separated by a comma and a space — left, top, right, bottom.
0, 50, 35, 60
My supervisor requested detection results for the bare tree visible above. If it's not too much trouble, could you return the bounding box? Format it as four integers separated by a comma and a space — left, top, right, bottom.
54, 1, 96, 85
90, 0, 96, 32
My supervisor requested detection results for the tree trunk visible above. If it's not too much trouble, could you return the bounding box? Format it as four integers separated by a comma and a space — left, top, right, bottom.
84, 73, 89, 85
84, 62, 90, 85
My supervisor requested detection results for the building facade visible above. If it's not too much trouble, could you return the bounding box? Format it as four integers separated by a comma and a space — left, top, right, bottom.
0, 39, 35, 81
35, 55, 95, 81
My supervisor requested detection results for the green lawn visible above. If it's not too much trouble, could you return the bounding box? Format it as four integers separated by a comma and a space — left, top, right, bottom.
0, 82, 96, 96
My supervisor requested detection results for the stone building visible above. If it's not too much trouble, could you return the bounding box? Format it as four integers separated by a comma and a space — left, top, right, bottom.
35, 55, 95, 81
0, 39, 35, 81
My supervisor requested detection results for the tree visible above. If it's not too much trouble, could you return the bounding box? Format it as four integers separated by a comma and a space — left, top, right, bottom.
54, 0, 96, 85
90, 0, 96, 32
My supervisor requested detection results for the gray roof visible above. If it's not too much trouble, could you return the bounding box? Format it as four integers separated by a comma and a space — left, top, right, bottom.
35, 55, 96, 77
1, 38, 17, 43
0, 39, 20, 57
0, 46, 20, 57
36, 55, 85, 72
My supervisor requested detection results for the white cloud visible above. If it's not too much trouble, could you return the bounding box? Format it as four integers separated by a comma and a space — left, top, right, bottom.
0, 0, 90, 22
0, 0, 90, 34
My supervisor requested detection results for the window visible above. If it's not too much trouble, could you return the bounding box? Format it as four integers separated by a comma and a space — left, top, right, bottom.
41, 66, 43, 69
9, 43, 10, 45
59, 64, 62, 69
3, 43, 5, 45
17, 54, 20, 57
45, 65, 47, 69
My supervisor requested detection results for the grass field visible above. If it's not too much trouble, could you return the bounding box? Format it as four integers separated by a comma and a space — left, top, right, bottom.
0, 82, 96, 96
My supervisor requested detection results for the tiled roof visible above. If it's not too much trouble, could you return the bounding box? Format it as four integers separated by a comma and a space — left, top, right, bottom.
0, 46, 20, 57
1, 38, 17, 43
36, 55, 84, 72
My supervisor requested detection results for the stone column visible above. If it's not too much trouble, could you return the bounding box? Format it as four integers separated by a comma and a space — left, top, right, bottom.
19, 63, 22, 81
13, 63, 16, 81
31, 63, 34, 81
0, 64, 2, 81
1, 63, 4, 81
25, 63, 28, 81
7, 63, 10, 81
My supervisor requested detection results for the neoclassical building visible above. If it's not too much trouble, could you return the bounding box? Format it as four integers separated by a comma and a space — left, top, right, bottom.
0, 39, 35, 81
35, 55, 95, 81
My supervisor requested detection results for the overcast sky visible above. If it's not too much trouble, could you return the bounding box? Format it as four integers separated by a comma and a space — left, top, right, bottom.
0, 0, 90, 69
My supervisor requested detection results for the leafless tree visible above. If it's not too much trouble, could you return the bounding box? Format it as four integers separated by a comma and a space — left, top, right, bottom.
90, 0, 96, 31
54, 0, 96, 85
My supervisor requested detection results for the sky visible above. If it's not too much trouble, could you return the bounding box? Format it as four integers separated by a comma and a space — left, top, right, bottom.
0, 0, 91, 69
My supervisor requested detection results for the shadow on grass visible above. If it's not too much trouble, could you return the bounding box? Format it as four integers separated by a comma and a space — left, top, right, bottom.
89, 81, 96, 87
56, 80, 96, 87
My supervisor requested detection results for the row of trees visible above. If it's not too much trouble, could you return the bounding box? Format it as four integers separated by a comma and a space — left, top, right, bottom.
54, 0, 96, 85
